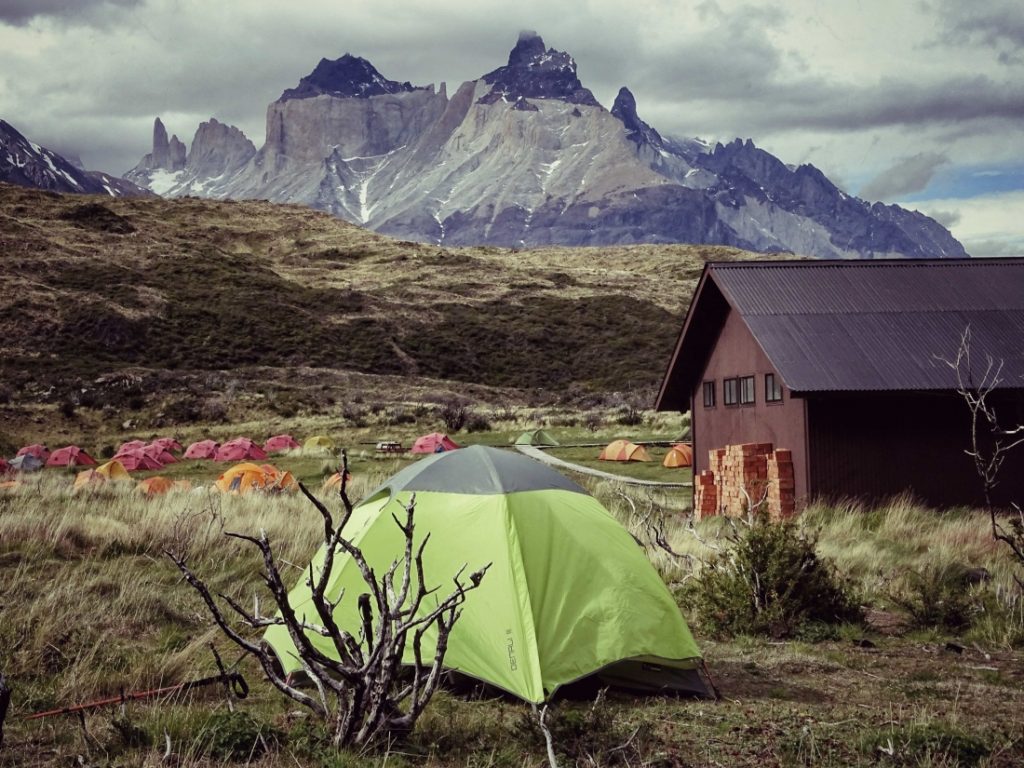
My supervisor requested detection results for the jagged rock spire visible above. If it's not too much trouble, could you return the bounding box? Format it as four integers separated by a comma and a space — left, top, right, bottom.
479, 31, 600, 107
611, 87, 663, 147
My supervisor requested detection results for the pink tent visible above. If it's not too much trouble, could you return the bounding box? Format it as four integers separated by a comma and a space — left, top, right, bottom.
263, 434, 300, 454
184, 440, 219, 460
151, 437, 183, 453
46, 446, 97, 467
411, 433, 460, 454
17, 444, 49, 461
214, 438, 268, 462
117, 440, 146, 455
115, 449, 163, 472
142, 443, 178, 464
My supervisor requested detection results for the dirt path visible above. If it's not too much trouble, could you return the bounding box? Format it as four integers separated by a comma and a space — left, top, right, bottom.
515, 444, 692, 487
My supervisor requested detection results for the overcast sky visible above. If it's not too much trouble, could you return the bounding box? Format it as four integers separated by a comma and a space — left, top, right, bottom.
1, 0, 1022, 255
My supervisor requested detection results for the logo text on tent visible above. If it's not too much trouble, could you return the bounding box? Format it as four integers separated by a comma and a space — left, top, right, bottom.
505, 629, 517, 671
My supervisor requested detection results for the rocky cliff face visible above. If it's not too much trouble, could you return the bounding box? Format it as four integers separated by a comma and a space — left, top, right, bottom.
125, 32, 968, 259
0, 119, 149, 197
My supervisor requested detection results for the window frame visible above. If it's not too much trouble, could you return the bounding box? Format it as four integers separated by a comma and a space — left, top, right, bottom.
765, 373, 783, 403
723, 377, 739, 406
739, 375, 755, 405
702, 380, 716, 408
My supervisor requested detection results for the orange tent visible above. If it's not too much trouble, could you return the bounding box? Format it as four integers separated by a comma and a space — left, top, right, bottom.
598, 440, 652, 462
138, 477, 191, 496
138, 476, 172, 496
663, 443, 694, 468
260, 464, 298, 493
322, 471, 354, 492
214, 463, 296, 495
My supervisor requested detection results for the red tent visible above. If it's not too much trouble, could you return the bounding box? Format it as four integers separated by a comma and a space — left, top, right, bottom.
115, 449, 163, 472
214, 438, 268, 462
411, 433, 460, 454
142, 443, 178, 464
46, 446, 97, 467
17, 444, 49, 461
263, 434, 300, 454
151, 437, 183, 453
117, 440, 146, 455
184, 440, 219, 460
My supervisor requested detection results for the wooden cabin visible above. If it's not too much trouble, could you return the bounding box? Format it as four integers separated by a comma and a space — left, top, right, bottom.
655, 258, 1024, 509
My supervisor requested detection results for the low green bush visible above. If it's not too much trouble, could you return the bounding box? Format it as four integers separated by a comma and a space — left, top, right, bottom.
687, 516, 862, 639
888, 563, 983, 631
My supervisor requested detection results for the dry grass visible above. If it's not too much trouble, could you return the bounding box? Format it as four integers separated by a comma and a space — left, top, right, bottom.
2, 445, 1024, 765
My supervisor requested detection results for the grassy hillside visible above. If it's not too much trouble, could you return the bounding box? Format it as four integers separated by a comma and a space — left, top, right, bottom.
0, 183, 780, 403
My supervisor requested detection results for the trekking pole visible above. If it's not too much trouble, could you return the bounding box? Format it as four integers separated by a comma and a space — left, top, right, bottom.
24, 670, 248, 721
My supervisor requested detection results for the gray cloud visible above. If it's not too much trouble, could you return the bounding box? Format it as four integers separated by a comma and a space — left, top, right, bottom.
935, 2, 1024, 64
0, 0, 141, 26
926, 209, 962, 228
964, 238, 1024, 257
860, 153, 949, 202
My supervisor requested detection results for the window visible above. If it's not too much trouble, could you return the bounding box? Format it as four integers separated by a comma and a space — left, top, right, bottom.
702, 380, 716, 408
765, 373, 783, 402
740, 375, 755, 404
723, 377, 738, 406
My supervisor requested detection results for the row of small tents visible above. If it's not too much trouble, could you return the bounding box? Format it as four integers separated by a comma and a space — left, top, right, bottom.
598, 439, 693, 468
2, 433, 466, 476
68, 459, 348, 497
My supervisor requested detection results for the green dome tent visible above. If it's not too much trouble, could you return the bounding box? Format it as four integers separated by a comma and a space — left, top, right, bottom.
514, 428, 560, 447
265, 445, 706, 702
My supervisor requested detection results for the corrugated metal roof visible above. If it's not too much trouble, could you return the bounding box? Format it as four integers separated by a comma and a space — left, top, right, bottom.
710, 259, 1024, 392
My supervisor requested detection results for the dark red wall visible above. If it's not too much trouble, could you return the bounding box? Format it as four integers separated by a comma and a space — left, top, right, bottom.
807, 391, 1024, 508
692, 308, 810, 502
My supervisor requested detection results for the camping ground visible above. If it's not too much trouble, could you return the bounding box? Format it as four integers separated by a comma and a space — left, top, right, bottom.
1, 406, 1023, 767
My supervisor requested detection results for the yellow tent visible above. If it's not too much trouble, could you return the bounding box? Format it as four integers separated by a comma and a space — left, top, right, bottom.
598, 440, 652, 462
303, 435, 336, 455
74, 459, 130, 491
663, 443, 694, 468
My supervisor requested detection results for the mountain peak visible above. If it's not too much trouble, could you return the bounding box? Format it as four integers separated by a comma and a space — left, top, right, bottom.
611, 87, 662, 147
479, 32, 600, 108
279, 54, 421, 101
509, 30, 546, 66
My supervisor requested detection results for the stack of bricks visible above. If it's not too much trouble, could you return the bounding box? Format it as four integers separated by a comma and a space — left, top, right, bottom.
692, 470, 718, 520
766, 448, 796, 521
692, 442, 796, 521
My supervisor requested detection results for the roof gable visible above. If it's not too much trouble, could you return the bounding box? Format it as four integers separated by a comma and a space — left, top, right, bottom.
657, 258, 1024, 403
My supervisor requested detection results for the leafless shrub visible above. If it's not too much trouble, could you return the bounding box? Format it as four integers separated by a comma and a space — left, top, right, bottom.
166, 453, 488, 748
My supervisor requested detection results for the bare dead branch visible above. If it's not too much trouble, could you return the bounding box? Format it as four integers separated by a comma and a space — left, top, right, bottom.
166, 452, 488, 749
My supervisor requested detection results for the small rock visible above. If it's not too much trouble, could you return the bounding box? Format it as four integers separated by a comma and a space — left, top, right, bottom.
944, 642, 964, 654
